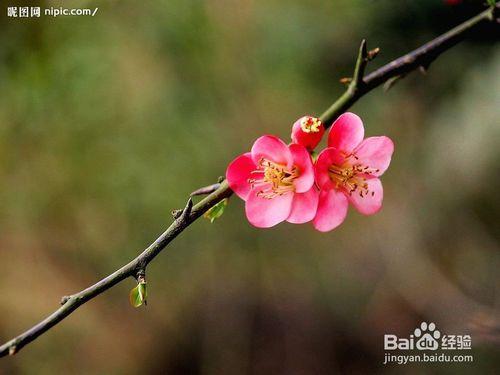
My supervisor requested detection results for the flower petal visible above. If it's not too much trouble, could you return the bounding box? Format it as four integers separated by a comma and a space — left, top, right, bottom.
251, 135, 292, 168
314, 147, 345, 189
245, 191, 293, 228
328, 112, 364, 153
313, 189, 348, 232
348, 177, 383, 215
226, 152, 257, 200
287, 187, 319, 224
353, 136, 394, 177
289, 143, 314, 193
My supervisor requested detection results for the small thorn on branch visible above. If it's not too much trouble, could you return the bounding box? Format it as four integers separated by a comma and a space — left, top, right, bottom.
340, 43, 377, 88
190, 183, 221, 197
419, 60, 431, 74
179, 198, 193, 222
383, 74, 405, 91
172, 198, 193, 220
351, 39, 369, 88
9, 345, 16, 356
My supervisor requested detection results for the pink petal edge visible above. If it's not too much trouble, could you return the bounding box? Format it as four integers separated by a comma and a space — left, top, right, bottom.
313, 189, 349, 232
289, 143, 314, 193
354, 136, 394, 177
348, 177, 384, 215
226, 152, 257, 200
314, 147, 345, 190
251, 135, 292, 169
287, 187, 319, 224
245, 191, 294, 228
328, 112, 364, 153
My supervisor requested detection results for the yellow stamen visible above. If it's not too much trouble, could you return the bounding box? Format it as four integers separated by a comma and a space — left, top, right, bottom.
300, 117, 322, 133
328, 154, 378, 197
248, 158, 299, 199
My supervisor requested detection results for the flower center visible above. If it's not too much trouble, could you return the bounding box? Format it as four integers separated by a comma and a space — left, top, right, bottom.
300, 117, 322, 133
248, 158, 299, 199
328, 154, 379, 198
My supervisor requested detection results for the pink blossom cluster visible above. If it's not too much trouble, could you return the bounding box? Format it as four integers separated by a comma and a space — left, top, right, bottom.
226, 113, 394, 232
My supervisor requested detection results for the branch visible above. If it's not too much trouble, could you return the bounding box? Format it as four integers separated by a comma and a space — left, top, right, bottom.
190, 182, 222, 197
0, 182, 232, 357
319, 4, 499, 126
1, 4, 498, 358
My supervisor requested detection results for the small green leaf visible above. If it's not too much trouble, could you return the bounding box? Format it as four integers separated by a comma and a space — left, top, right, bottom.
487, 0, 495, 7
204, 198, 228, 223
129, 281, 147, 308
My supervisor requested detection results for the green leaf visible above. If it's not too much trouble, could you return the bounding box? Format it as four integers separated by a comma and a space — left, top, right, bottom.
129, 281, 147, 308
203, 198, 228, 223
487, 0, 495, 7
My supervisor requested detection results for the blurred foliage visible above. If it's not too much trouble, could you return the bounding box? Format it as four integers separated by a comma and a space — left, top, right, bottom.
0, 0, 498, 374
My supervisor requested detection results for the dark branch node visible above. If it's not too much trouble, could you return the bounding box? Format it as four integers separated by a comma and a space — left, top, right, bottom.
136, 269, 146, 282
60, 296, 71, 305
171, 209, 183, 219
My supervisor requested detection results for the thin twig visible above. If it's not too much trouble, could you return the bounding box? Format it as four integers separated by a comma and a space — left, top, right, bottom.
351, 39, 369, 89
0, 4, 498, 358
319, 4, 498, 127
0, 181, 231, 357
190, 183, 221, 197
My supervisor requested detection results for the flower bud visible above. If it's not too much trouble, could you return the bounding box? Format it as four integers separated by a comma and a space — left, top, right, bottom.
291, 116, 325, 151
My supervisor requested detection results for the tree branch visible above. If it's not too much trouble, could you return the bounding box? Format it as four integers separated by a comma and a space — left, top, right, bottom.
0, 3, 498, 358
190, 183, 222, 197
319, 4, 498, 126
0, 182, 232, 357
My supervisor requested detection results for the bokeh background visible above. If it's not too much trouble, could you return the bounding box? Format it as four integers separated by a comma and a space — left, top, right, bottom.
0, 0, 499, 373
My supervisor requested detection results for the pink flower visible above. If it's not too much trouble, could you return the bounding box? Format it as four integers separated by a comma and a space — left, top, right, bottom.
291, 116, 325, 151
226, 135, 319, 228
313, 113, 394, 232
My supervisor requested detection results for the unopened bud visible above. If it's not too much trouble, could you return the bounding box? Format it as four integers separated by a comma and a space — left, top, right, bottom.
291, 116, 325, 151
367, 47, 380, 60
339, 77, 352, 85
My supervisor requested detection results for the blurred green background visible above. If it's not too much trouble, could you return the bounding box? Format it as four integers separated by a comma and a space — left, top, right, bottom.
0, 0, 499, 373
